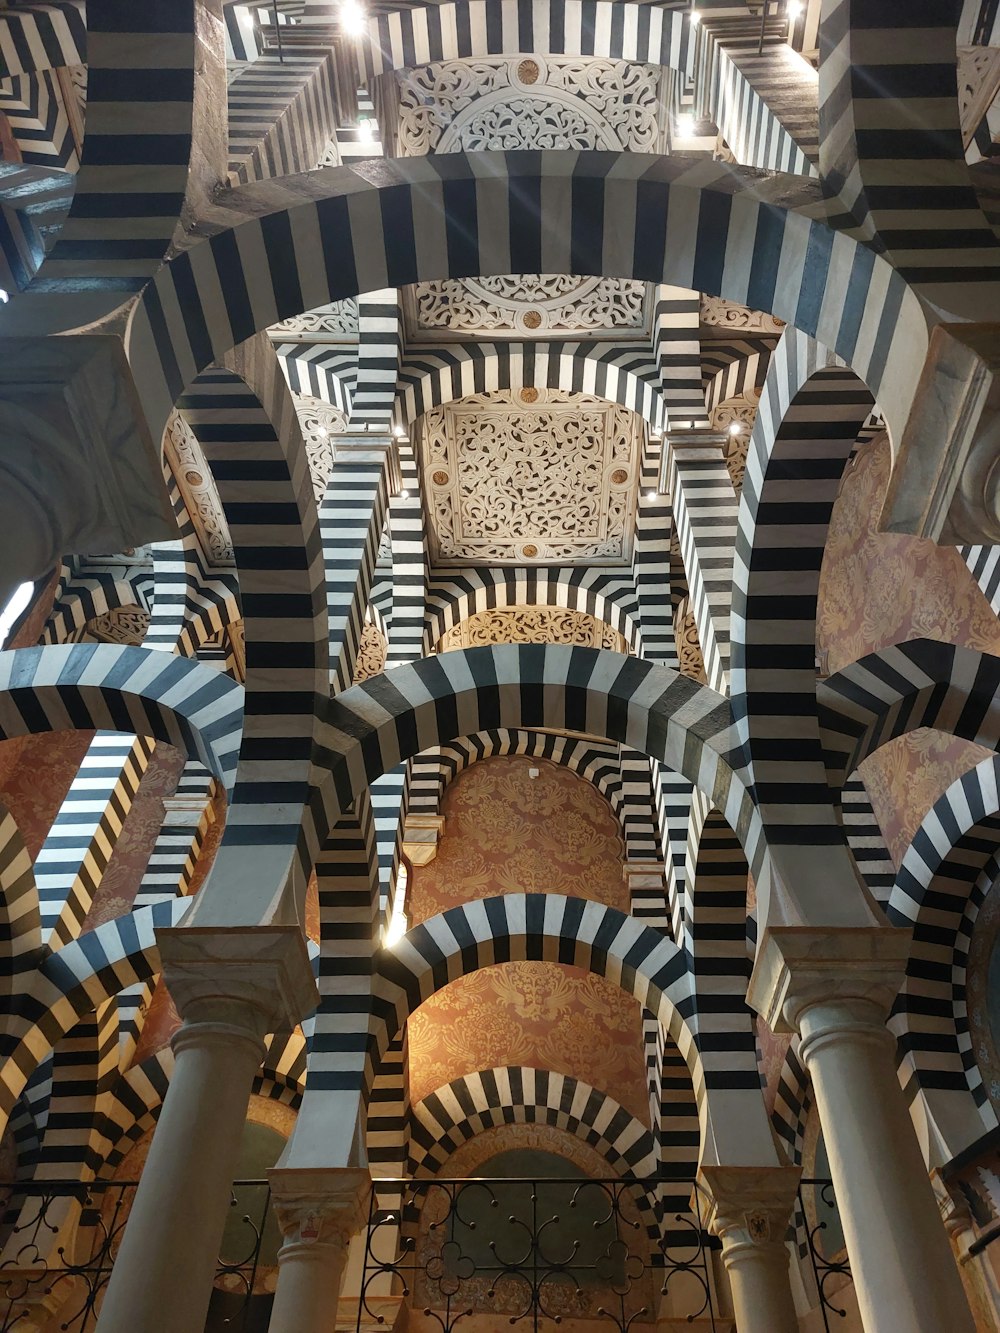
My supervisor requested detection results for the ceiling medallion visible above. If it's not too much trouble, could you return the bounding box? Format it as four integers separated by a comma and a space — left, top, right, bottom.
523, 310, 542, 329
432, 470, 450, 485
522, 544, 539, 558
517, 58, 540, 85
611, 468, 629, 485
520, 388, 539, 404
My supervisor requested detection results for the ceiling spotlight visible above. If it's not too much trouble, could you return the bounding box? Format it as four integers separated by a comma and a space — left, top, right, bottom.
357, 117, 376, 144
645, 490, 657, 502
787, 0, 803, 17
0, 289, 8, 303
674, 114, 696, 140
728, 420, 745, 436
340, 0, 366, 37
393, 425, 407, 438
400, 489, 410, 500
689, 8, 701, 24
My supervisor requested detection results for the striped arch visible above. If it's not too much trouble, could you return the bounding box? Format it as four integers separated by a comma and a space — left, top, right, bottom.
818, 639, 1000, 791
360, 2, 692, 83
41, 569, 153, 646
425, 569, 642, 656
0, 897, 189, 1136
406, 728, 659, 859
0, 643, 242, 787
396, 343, 666, 432
122, 151, 928, 473
817, 0, 1000, 305
0, 803, 40, 994
311, 645, 756, 893
6, 1, 207, 323
730, 329, 877, 929
372, 893, 771, 1167
409, 1069, 658, 1180
175, 336, 329, 932
887, 756, 1000, 1159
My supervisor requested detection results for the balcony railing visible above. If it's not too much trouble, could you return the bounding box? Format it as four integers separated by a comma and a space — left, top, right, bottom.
0, 1174, 849, 1333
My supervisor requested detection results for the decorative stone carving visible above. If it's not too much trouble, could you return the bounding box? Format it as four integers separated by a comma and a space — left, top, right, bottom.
84, 605, 150, 646
675, 596, 706, 683
163, 411, 235, 567
270, 299, 359, 341
710, 394, 758, 493
294, 395, 349, 501
437, 606, 628, 653
317, 136, 342, 168
352, 621, 387, 683
397, 56, 659, 339
412, 274, 646, 336
419, 389, 640, 564
700, 294, 785, 335
958, 45, 1000, 149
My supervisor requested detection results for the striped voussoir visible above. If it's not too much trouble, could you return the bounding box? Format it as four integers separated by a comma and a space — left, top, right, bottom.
277, 343, 356, 416
0, 67, 78, 171
322, 444, 393, 694
410, 1067, 658, 1178
730, 330, 876, 910
961, 542, 1000, 617
360, 1, 691, 83
703, 340, 775, 420
124, 150, 929, 469
396, 341, 666, 432
405, 727, 660, 862
426, 567, 642, 655
0, 897, 189, 1135
698, 17, 819, 177
0, 3, 84, 79
409, 1068, 662, 1235
310, 644, 756, 884
18, 0, 203, 324
0, 804, 41, 993
350, 289, 403, 432
176, 343, 329, 908
227, 45, 338, 186
0, 644, 242, 789
818, 0, 1000, 307
887, 755, 1000, 1144
818, 639, 1000, 793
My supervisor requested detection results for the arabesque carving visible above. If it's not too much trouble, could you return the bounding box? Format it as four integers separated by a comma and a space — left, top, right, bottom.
270, 299, 358, 340
437, 606, 628, 654
398, 56, 659, 338
700, 294, 785, 335
353, 621, 387, 683
419, 389, 640, 564
295, 396, 349, 501
711, 394, 758, 493
163, 411, 234, 567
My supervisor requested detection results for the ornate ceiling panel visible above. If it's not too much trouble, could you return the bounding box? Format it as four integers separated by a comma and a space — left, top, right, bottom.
397, 56, 664, 341
700, 294, 785, 335
437, 606, 628, 654
352, 620, 387, 683
269, 299, 359, 342
418, 389, 641, 565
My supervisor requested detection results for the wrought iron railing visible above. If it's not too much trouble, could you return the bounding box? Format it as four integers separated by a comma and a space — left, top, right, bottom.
798, 1178, 851, 1329
0, 1179, 272, 1333
358, 1176, 722, 1333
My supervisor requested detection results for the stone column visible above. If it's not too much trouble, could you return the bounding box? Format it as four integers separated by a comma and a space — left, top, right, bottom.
98, 926, 318, 1333
267, 1167, 372, 1333
750, 927, 976, 1333
699, 1164, 800, 1333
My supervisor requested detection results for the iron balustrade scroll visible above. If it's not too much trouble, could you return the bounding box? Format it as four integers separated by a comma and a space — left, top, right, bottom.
0, 1178, 271, 1332
797, 1178, 851, 1330
358, 1176, 722, 1333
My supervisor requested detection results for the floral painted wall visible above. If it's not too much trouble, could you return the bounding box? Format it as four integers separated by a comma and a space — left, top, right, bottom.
408, 755, 629, 923
406, 757, 649, 1123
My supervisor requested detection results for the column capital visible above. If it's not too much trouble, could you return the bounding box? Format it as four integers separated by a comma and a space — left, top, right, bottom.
156, 924, 319, 1036
699, 1164, 801, 1248
747, 925, 911, 1036
268, 1166, 372, 1250
402, 814, 446, 866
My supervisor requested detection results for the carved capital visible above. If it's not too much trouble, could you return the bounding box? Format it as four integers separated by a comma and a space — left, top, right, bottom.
747, 925, 911, 1036
268, 1166, 372, 1251
156, 924, 319, 1036
699, 1165, 801, 1251
883, 322, 1000, 544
